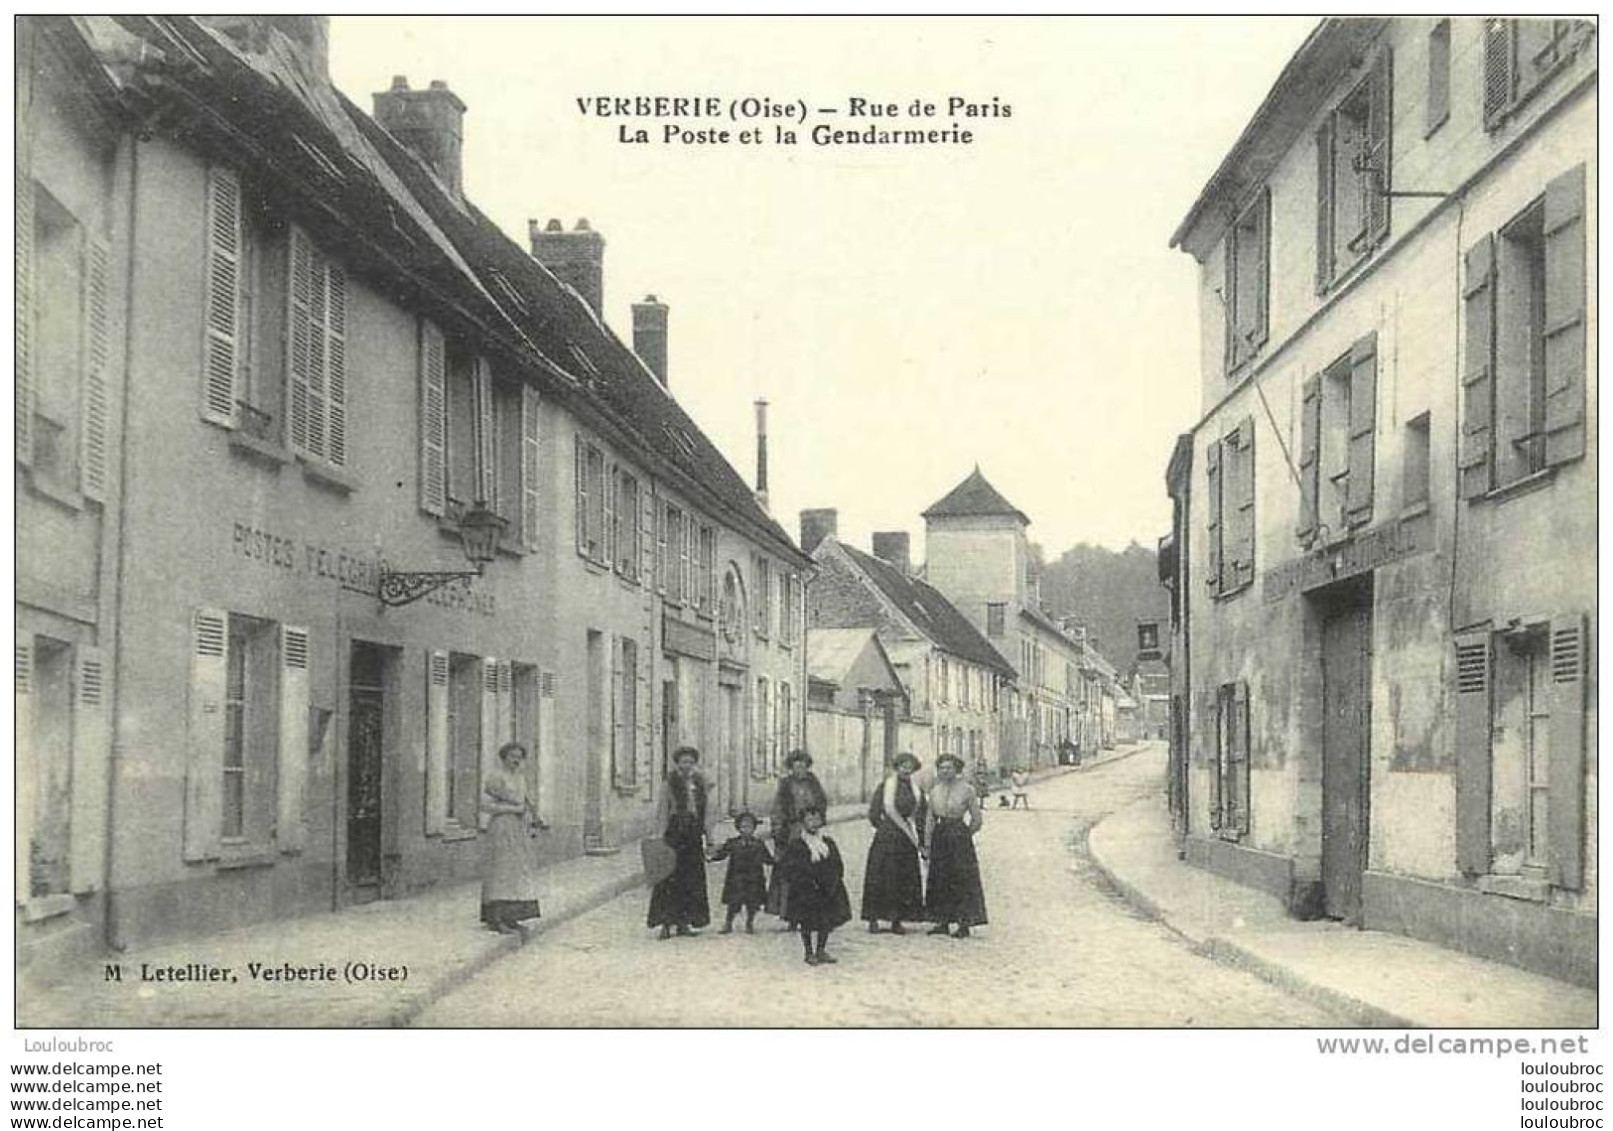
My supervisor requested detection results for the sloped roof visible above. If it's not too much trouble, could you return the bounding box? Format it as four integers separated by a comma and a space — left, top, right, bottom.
921, 467, 1028, 524
837, 543, 1015, 676
807, 628, 895, 689
71, 15, 807, 567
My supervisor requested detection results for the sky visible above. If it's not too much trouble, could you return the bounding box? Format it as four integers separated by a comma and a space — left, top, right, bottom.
329, 16, 1314, 556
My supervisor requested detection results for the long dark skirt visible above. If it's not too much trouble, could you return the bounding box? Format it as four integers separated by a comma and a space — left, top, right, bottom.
765, 830, 796, 919
860, 825, 925, 923
925, 820, 988, 926
646, 816, 711, 928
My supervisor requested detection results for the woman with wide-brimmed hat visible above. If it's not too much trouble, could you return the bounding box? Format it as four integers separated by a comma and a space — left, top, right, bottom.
480, 742, 545, 934
860, 752, 927, 935
765, 748, 829, 926
924, 752, 988, 938
647, 746, 712, 939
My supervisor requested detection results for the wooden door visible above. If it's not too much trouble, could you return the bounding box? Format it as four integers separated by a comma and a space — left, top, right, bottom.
1321, 602, 1371, 924
346, 645, 385, 888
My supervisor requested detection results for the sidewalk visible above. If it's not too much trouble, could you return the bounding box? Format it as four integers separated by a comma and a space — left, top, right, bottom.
18, 802, 866, 1029
1087, 795, 1597, 1028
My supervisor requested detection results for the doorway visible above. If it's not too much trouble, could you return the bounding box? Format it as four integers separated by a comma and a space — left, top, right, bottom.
1318, 581, 1372, 924
346, 643, 388, 890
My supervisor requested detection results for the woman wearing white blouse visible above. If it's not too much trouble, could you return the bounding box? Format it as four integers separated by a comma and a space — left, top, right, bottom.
924, 753, 988, 938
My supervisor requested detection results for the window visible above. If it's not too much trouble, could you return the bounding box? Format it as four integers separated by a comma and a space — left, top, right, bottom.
938, 657, 949, 704
986, 603, 1006, 637
574, 437, 607, 562
1460, 167, 1586, 498
613, 636, 638, 789
753, 677, 771, 778
1316, 50, 1391, 292
1211, 681, 1250, 839
1484, 19, 1592, 129
1453, 617, 1587, 890
778, 681, 793, 759
1224, 189, 1270, 372
1297, 335, 1378, 546
661, 503, 688, 603
447, 653, 483, 828
286, 228, 348, 469
780, 573, 798, 646
1206, 418, 1255, 596
694, 526, 716, 616
21, 638, 72, 897
1426, 20, 1451, 136
753, 555, 772, 638
1402, 412, 1431, 511
614, 470, 641, 579
221, 615, 277, 842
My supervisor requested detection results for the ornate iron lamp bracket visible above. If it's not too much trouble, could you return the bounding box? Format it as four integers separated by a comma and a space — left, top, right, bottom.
376, 569, 481, 608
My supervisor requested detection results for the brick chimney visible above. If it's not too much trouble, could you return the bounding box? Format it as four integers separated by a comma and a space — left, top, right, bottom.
872, 532, 911, 576
373, 76, 467, 200
800, 509, 838, 555
633, 295, 668, 387
754, 399, 769, 512
529, 218, 606, 315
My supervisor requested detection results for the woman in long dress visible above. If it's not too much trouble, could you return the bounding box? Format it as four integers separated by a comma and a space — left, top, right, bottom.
861, 752, 927, 934
480, 742, 544, 933
765, 749, 829, 925
925, 752, 988, 938
647, 746, 712, 939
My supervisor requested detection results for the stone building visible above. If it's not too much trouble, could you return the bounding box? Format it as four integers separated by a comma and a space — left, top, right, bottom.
15, 15, 809, 971
801, 510, 1015, 777
804, 628, 904, 804
1161, 18, 1594, 984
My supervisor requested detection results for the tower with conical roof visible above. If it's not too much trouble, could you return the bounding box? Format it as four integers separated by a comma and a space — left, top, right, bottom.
921, 466, 1035, 639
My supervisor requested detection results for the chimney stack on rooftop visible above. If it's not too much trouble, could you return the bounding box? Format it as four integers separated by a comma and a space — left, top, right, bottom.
754, 399, 770, 512
372, 75, 467, 201
871, 532, 912, 577
633, 295, 669, 387
800, 509, 838, 555
529, 218, 606, 315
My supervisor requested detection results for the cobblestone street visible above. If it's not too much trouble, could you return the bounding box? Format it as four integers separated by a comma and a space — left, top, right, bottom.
418, 744, 1340, 1027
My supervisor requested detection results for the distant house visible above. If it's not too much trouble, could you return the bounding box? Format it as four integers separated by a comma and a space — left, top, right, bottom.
805, 628, 905, 803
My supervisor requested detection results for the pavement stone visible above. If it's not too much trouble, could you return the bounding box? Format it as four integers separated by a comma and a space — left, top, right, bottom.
1087, 794, 1598, 1029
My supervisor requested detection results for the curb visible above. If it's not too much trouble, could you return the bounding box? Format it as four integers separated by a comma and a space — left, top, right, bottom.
391, 804, 868, 1027
1084, 803, 1411, 1030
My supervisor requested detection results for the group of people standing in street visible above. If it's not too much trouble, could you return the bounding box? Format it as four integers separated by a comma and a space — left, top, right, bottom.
472, 739, 993, 965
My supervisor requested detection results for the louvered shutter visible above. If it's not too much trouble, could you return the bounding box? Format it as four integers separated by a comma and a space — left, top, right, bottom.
475, 359, 494, 503
610, 640, 625, 786
1235, 681, 1252, 836
286, 226, 317, 457
324, 263, 347, 467
637, 639, 653, 786
1452, 630, 1493, 875
479, 658, 499, 829
1346, 333, 1378, 526
680, 512, 693, 603
1542, 164, 1586, 467
1459, 235, 1497, 499
497, 660, 515, 745
16, 168, 34, 465
603, 464, 618, 570
1315, 118, 1335, 292
1233, 418, 1256, 589
639, 486, 655, 586
1364, 49, 1393, 247
202, 166, 242, 427
535, 671, 557, 826
1483, 18, 1514, 126
1205, 439, 1223, 596
419, 320, 447, 516
521, 385, 541, 549
184, 609, 228, 861
1547, 615, 1588, 890
1208, 690, 1225, 831
276, 626, 310, 853
425, 651, 450, 835
68, 646, 109, 892
1223, 232, 1242, 370
1250, 191, 1270, 350
80, 239, 111, 501
574, 435, 588, 556
1297, 373, 1323, 544
15, 642, 34, 901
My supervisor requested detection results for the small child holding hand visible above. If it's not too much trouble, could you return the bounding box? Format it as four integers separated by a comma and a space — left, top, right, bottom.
708, 811, 774, 934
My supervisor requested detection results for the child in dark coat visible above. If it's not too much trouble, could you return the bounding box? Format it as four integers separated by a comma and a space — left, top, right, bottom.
780, 808, 852, 965
708, 812, 775, 934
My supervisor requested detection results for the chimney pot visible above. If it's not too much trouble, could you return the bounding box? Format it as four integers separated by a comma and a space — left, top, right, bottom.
429, 79, 449, 90
576, 218, 592, 231
546, 218, 563, 232
800, 509, 839, 555
390, 75, 409, 90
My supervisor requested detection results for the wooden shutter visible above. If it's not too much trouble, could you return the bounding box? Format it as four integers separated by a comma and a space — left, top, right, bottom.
497, 660, 515, 745
1205, 438, 1223, 596
1482, 18, 1514, 125
636, 639, 653, 786
603, 464, 618, 570
639, 483, 656, 586
1223, 230, 1242, 370
1452, 629, 1493, 874
286, 226, 317, 457
1250, 190, 1270, 350
1208, 689, 1225, 831
520, 385, 541, 549
275, 626, 310, 853
68, 645, 109, 890
1547, 615, 1587, 890
1315, 118, 1335, 292
1236, 681, 1252, 835
424, 650, 449, 835
184, 608, 228, 861
479, 658, 499, 828
324, 263, 347, 467
202, 166, 242, 427
1297, 373, 1323, 544
1346, 333, 1378, 526
1541, 164, 1586, 467
680, 512, 693, 602
15, 642, 34, 901
1364, 49, 1393, 247
1232, 418, 1255, 589
610, 640, 625, 786
419, 320, 447, 515
16, 168, 34, 465
80, 238, 111, 502
1459, 234, 1496, 499
475, 359, 494, 503
535, 670, 557, 826
574, 435, 588, 555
